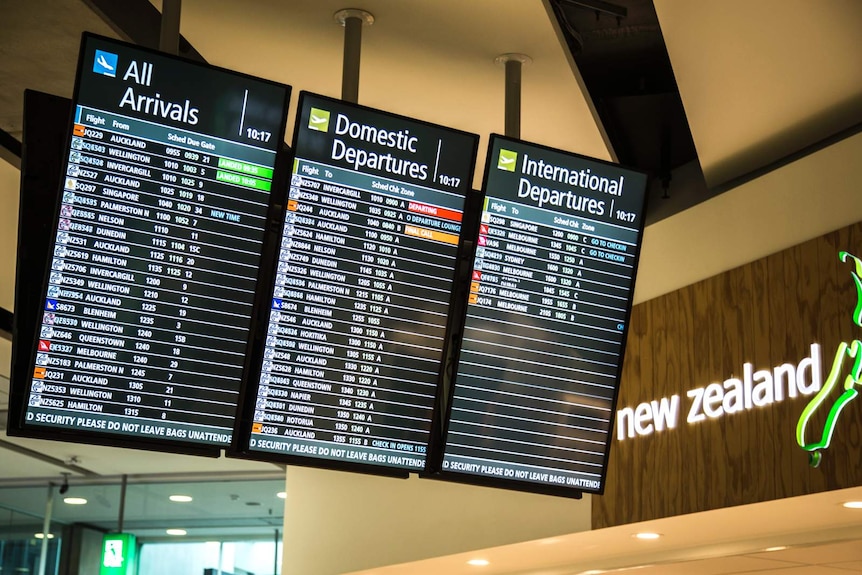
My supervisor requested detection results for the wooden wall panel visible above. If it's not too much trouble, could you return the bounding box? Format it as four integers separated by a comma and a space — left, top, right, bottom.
594, 221, 862, 529
765, 249, 795, 498
674, 284, 700, 514
744, 259, 776, 503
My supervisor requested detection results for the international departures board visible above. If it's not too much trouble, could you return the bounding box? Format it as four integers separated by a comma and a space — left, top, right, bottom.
15, 34, 290, 452
241, 92, 478, 473
439, 135, 648, 495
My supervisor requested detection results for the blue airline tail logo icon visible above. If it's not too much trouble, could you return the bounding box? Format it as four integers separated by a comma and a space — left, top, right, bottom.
93, 50, 118, 77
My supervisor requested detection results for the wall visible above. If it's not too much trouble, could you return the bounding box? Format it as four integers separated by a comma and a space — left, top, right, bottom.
594, 221, 862, 528
58, 524, 105, 575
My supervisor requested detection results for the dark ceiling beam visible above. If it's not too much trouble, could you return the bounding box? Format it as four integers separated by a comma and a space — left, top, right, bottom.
0, 439, 101, 477
0, 128, 22, 170
559, 0, 627, 20
0, 307, 11, 342
80, 0, 207, 63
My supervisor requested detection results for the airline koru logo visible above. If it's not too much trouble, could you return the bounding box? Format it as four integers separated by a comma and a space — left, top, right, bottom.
497, 149, 517, 172
308, 108, 330, 132
796, 250, 862, 467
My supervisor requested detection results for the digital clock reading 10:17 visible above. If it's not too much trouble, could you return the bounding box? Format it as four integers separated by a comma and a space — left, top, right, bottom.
615, 209, 637, 223
246, 127, 272, 143
437, 173, 461, 188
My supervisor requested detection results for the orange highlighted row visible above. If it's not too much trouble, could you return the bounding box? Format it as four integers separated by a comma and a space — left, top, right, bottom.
404, 225, 459, 245
407, 201, 462, 223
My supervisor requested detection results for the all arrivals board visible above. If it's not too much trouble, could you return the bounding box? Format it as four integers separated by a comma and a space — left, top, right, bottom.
437, 135, 648, 495
238, 92, 478, 473
10, 33, 290, 453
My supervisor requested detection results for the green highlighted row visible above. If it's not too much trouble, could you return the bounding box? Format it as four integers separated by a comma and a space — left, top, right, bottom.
216, 170, 272, 191
217, 157, 274, 179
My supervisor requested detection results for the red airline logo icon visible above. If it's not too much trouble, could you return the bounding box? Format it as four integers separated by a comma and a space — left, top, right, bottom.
38, 340, 51, 352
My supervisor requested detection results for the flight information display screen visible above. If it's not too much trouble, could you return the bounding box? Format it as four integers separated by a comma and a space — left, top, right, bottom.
241, 92, 478, 473
439, 135, 648, 495
14, 34, 290, 452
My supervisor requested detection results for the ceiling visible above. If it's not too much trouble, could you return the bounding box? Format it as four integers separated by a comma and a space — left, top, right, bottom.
341, 486, 862, 575
1, 0, 862, 572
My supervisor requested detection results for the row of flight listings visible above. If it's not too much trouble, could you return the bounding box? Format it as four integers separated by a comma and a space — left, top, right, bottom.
8, 33, 649, 497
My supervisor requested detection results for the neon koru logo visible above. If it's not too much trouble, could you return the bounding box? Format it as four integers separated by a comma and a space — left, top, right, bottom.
796, 251, 862, 467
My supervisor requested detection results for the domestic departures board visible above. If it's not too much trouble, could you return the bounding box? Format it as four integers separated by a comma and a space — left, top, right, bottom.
239, 92, 478, 473
438, 135, 648, 495
11, 33, 290, 453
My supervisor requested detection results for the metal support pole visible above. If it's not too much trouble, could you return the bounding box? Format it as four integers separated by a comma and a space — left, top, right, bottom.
273, 528, 280, 575
37, 483, 54, 575
505, 60, 521, 138
117, 474, 128, 533
334, 9, 374, 104
495, 53, 532, 139
342, 17, 362, 103
159, 0, 182, 55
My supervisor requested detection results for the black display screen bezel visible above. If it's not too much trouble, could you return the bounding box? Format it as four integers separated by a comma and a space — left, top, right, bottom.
424, 134, 650, 497
229, 92, 480, 477
6, 33, 292, 457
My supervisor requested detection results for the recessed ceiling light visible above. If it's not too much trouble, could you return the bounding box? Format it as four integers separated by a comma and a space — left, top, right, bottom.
763, 546, 788, 552
633, 532, 662, 540
34, 533, 55, 539
538, 537, 561, 545
842, 501, 862, 509
169, 495, 193, 503
277, 491, 287, 499
467, 558, 490, 566
166, 529, 187, 536
63, 497, 88, 505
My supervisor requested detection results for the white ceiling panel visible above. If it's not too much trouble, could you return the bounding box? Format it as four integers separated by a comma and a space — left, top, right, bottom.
0, 442, 86, 480
748, 540, 862, 565
0, 433, 281, 477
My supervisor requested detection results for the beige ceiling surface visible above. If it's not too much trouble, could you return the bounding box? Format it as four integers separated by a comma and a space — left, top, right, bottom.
163, 0, 612, 189
0, 159, 19, 312
341, 486, 862, 575
655, 0, 862, 188
0, 0, 117, 141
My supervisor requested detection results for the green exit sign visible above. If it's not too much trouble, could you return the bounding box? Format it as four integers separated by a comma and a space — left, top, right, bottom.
100, 533, 137, 575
